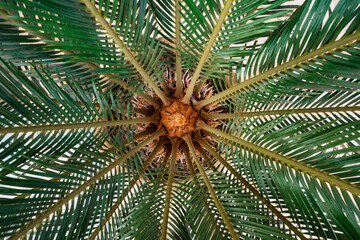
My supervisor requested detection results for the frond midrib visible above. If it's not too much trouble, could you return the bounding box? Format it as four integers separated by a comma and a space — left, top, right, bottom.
200, 122, 360, 196
8, 130, 164, 240
195, 31, 360, 109
0, 7, 160, 108
203, 106, 360, 120
195, 134, 307, 240
82, 0, 171, 106
0, 117, 156, 134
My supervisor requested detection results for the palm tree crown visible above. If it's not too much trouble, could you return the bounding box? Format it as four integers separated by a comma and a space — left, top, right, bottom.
0, 0, 360, 239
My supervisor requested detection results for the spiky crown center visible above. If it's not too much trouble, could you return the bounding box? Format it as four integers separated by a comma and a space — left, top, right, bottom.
160, 101, 198, 138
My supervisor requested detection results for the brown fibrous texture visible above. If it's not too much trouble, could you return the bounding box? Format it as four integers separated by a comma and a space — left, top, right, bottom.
160, 101, 198, 138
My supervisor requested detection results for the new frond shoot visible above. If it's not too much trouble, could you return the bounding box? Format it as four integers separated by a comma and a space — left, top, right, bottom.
160, 101, 198, 137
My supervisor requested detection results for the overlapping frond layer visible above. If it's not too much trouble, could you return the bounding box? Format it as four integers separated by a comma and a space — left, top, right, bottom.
148, 0, 175, 43
92, 0, 171, 93
171, 177, 232, 239
180, 0, 296, 98
250, 0, 360, 75
96, 176, 166, 239
207, 0, 292, 80
89, 139, 167, 239
4, 130, 162, 240
231, 150, 360, 239
196, 0, 360, 110
196, 135, 306, 239
171, 165, 297, 239
179, 0, 220, 73
0, 0, 168, 101
20, 154, 163, 240
0, 59, 146, 238
0, 147, 110, 239
95, 0, 172, 52
208, 169, 295, 239
217, 114, 360, 238
0, 60, 97, 127
223, 112, 360, 185
0, 19, 101, 87
184, 136, 240, 239
0, 60, 115, 175
0, 1, 118, 69
219, 41, 360, 112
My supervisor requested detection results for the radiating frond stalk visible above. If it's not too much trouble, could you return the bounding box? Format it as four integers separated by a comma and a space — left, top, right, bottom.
174, 0, 183, 98
202, 106, 360, 120
0, 117, 156, 134
181, 144, 195, 174
160, 140, 180, 240
195, 134, 307, 240
8, 129, 165, 240
195, 31, 360, 109
82, 0, 171, 106
183, 134, 239, 240
182, 0, 235, 104
200, 123, 360, 196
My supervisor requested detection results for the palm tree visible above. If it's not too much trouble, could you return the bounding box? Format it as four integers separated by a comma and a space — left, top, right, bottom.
0, 0, 359, 239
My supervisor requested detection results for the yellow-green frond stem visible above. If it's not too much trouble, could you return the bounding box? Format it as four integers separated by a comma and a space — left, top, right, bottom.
82, 0, 171, 106
182, 0, 235, 104
195, 134, 307, 240
183, 134, 239, 239
199, 122, 360, 196
9, 129, 165, 240
160, 140, 180, 240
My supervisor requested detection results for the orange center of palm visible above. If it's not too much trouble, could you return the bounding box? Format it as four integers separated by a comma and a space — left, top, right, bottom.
160, 101, 198, 138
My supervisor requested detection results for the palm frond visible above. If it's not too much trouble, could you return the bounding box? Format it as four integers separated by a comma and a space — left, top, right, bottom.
0, 0, 163, 106
0, 59, 112, 176
212, 113, 360, 239
83, 0, 170, 105
171, 177, 231, 239
0, 18, 101, 87
195, 0, 360, 111
1, 0, 360, 239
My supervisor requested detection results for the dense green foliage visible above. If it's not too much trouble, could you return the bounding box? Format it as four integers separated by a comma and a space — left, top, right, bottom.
0, 0, 359, 239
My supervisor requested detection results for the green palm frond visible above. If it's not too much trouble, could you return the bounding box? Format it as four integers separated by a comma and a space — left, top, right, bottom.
195, 0, 360, 110
1, 0, 359, 239
212, 113, 360, 238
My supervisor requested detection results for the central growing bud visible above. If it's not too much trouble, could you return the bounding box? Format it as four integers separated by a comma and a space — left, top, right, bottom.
160, 101, 198, 138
